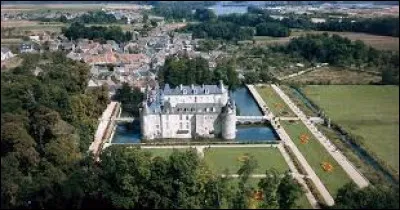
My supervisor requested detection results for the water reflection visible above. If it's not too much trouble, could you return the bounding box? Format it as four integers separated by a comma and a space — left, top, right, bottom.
230, 87, 263, 116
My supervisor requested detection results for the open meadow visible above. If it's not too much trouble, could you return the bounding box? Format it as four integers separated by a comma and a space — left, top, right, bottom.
203, 147, 289, 174
301, 85, 399, 173
283, 67, 382, 85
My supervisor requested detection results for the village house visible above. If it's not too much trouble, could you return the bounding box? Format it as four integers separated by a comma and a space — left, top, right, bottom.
19, 43, 37, 54
1, 47, 15, 61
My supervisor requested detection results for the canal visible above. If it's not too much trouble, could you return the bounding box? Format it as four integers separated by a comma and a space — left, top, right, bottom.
111, 87, 278, 144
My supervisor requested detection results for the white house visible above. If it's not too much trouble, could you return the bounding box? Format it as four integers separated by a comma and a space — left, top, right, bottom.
1, 47, 15, 61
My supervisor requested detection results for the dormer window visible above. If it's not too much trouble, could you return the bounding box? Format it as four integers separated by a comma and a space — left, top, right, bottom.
183, 89, 187, 94
193, 89, 197, 94
205, 89, 209, 94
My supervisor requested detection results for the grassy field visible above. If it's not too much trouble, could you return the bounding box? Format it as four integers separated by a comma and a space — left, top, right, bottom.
256, 84, 296, 117
203, 147, 289, 174
281, 120, 353, 196
253, 31, 399, 51
301, 85, 399, 172
284, 67, 382, 85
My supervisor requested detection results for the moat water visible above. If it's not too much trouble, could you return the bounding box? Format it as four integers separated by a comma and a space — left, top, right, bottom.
112, 87, 278, 144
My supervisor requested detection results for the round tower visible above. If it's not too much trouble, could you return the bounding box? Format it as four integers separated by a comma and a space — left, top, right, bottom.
222, 99, 236, 140
140, 102, 151, 140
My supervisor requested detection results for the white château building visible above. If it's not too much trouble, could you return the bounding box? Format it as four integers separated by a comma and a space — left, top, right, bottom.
140, 81, 236, 140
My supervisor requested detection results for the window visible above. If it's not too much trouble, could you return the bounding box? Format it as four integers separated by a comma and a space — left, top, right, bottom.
180, 115, 183, 120
186, 122, 189, 129
186, 115, 189, 120
191, 108, 195, 112
205, 89, 209, 94
180, 122, 183, 129
204, 108, 207, 112
183, 89, 187, 94
156, 125, 160, 129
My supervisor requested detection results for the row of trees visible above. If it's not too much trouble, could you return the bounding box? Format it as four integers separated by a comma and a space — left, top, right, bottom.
182, 12, 291, 40
1, 52, 109, 208
273, 33, 399, 84
150, 1, 216, 21
247, 8, 399, 37
315, 17, 399, 37
54, 146, 304, 209
158, 55, 240, 89
184, 21, 255, 41
62, 22, 133, 43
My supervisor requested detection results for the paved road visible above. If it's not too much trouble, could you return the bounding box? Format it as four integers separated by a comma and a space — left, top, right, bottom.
278, 144, 320, 209
248, 85, 335, 206
271, 84, 369, 189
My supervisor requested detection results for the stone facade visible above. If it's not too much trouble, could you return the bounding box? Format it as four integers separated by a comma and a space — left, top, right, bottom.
140, 81, 236, 140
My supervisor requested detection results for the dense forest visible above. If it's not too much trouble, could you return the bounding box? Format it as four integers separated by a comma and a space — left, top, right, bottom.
1, 52, 109, 208
158, 55, 240, 89
273, 33, 399, 84
62, 22, 133, 43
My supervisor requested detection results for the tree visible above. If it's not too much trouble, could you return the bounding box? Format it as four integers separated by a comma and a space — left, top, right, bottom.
258, 169, 281, 209
114, 83, 144, 117
334, 182, 399, 209
277, 173, 302, 209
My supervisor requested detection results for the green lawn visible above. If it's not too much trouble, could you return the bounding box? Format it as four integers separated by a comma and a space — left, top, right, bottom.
301, 85, 399, 172
256, 85, 296, 117
281, 121, 352, 196
204, 147, 289, 174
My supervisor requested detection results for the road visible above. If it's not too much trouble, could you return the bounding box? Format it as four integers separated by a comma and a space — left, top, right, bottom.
271, 84, 369, 189
278, 144, 320, 209
248, 84, 335, 206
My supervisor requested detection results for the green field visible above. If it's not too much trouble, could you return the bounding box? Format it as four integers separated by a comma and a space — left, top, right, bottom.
301, 85, 399, 172
203, 147, 289, 174
256, 85, 296, 117
281, 121, 352, 196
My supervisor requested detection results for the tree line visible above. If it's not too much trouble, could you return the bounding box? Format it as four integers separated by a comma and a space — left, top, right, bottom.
273, 33, 399, 84
158, 55, 240, 89
150, 1, 216, 21
247, 8, 399, 37
61, 22, 133, 43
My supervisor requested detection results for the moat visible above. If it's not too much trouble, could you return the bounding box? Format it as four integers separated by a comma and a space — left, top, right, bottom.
111, 87, 279, 144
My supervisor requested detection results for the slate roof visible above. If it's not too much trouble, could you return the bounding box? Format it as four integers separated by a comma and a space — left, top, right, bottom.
163, 83, 223, 95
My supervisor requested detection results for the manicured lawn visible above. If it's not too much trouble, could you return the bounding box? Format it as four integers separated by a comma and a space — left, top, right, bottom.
256, 85, 296, 117
301, 85, 399, 172
204, 147, 289, 174
142, 148, 194, 158
281, 121, 352, 196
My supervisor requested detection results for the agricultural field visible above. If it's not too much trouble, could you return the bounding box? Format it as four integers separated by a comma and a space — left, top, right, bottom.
283, 67, 382, 85
203, 147, 289, 174
256, 84, 296, 117
301, 85, 399, 173
281, 120, 353, 196
254, 31, 399, 51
